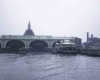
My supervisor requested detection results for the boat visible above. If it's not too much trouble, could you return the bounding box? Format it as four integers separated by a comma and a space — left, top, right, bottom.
81, 46, 100, 56
52, 39, 77, 54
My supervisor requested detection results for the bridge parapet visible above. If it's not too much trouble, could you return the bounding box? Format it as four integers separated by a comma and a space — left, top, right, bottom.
1, 35, 75, 40
52, 37, 75, 40
1, 35, 52, 40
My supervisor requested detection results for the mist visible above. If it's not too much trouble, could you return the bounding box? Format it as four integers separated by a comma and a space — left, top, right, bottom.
0, 0, 100, 42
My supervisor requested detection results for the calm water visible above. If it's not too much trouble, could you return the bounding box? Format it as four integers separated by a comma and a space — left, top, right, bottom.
0, 52, 100, 80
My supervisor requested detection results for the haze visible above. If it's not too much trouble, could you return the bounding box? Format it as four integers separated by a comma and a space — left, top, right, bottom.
0, 0, 100, 42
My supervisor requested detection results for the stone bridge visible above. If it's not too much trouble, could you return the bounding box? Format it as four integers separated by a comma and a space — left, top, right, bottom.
0, 35, 80, 50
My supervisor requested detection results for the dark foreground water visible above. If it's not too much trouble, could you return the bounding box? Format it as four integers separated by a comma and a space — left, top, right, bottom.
0, 52, 100, 80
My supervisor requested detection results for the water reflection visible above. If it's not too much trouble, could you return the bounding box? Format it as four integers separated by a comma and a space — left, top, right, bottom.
0, 52, 100, 80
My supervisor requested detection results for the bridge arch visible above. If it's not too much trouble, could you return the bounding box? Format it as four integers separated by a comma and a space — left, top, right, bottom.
52, 40, 63, 48
6, 40, 25, 51
29, 40, 48, 50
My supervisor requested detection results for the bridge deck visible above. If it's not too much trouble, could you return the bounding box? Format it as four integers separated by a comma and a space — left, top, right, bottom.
0, 35, 75, 40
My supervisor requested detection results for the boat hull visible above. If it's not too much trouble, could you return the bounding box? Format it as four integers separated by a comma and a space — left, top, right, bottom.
57, 51, 77, 54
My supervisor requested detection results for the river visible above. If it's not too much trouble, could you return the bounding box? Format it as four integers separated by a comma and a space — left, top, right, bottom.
0, 52, 100, 80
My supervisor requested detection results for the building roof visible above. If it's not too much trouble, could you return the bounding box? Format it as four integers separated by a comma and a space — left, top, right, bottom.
56, 39, 75, 45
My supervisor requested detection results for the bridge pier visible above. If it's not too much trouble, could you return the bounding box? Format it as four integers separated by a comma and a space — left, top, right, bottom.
1, 40, 6, 48
45, 40, 53, 49
23, 40, 29, 49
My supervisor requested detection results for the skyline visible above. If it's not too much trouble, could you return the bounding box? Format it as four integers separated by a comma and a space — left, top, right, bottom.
0, 0, 100, 42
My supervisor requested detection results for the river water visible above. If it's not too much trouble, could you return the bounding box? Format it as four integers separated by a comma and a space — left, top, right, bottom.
0, 52, 100, 80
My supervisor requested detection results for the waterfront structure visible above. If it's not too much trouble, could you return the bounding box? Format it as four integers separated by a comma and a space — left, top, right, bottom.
0, 22, 82, 51
84, 32, 100, 48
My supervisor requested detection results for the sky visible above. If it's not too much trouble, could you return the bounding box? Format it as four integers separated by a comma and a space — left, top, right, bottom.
0, 0, 100, 42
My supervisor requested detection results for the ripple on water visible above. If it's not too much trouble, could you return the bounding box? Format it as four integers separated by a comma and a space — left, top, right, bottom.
0, 53, 100, 80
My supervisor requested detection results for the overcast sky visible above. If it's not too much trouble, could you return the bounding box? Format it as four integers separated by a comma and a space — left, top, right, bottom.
0, 0, 100, 42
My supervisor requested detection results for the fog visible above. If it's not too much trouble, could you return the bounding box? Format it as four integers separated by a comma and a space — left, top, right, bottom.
0, 0, 100, 42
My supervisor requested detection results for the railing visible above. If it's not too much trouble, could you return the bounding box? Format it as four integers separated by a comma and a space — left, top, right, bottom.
1, 35, 75, 40
52, 37, 75, 39
1, 35, 51, 39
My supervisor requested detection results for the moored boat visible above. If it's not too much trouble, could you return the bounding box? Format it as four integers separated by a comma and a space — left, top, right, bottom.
52, 39, 77, 54
81, 46, 100, 56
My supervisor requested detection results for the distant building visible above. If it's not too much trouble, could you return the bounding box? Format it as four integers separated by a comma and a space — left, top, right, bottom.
75, 37, 82, 47
84, 32, 100, 48
24, 21, 35, 36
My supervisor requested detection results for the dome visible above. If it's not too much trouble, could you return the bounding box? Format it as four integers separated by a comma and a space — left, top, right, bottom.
23, 21, 35, 36
24, 29, 35, 36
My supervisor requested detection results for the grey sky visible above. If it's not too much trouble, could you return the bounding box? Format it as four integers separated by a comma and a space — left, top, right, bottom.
0, 0, 100, 42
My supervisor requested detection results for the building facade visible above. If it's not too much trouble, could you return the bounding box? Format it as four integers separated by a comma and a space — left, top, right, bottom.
84, 32, 100, 48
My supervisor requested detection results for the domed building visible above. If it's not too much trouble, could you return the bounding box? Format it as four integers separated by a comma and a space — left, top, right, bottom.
24, 21, 35, 36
